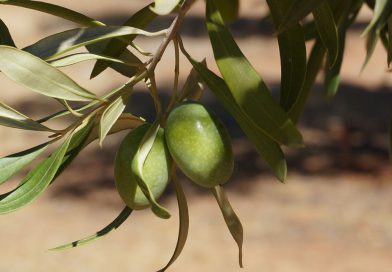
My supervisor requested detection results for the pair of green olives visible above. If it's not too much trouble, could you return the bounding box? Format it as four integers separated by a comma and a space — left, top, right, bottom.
114, 102, 234, 210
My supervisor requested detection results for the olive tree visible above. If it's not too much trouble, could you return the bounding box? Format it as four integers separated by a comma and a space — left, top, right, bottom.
0, 0, 391, 270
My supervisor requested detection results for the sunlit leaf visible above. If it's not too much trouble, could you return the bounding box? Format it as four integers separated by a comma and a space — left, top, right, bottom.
91, 4, 156, 78
133, 119, 171, 219
0, 19, 15, 46
313, 1, 339, 66
206, 0, 303, 147
151, 0, 180, 15
266, 0, 307, 112
24, 26, 165, 60
0, 142, 48, 185
158, 167, 189, 272
212, 185, 243, 268
49, 53, 139, 68
50, 206, 132, 250
99, 92, 130, 146
0, 135, 71, 214
0, 100, 54, 131
277, 0, 322, 33
0, 0, 104, 26
185, 55, 287, 182
288, 38, 326, 123
0, 46, 98, 101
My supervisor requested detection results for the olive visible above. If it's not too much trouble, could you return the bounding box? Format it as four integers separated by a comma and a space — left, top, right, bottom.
165, 102, 234, 187
114, 124, 171, 210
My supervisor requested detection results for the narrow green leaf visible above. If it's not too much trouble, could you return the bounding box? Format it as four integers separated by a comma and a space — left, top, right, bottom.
0, 142, 48, 185
388, 15, 392, 66
134, 119, 171, 219
277, 0, 322, 33
151, 0, 180, 15
99, 93, 130, 146
214, 0, 239, 23
363, 28, 380, 71
178, 65, 204, 101
24, 26, 165, 60
266, 0, 307, 112
50, 206, 132, 250
0, 0, 104, 26
212, 185, 243, 268
313, 1, 339, 66
91, 4, 156, 78
0, 19, 15, 46
0, 136, 71, 214
206, 0, 303, 147
158, 168, 189, 272
288, 38, 326, 123
0, 46, 98, 101
363, 0, 392, 36
186, 57, 287, 182
49, 53, 139, 68
0, 100, 54, 131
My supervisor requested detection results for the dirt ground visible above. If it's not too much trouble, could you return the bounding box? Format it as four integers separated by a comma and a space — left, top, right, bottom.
1, 1, 392, 272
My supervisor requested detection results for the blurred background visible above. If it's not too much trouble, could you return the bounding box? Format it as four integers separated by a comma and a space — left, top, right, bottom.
1, 0, 392, 271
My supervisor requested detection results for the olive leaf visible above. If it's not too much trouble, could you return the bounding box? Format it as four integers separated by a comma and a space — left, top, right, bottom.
177, 65, 204, 102
0, 0, 104, 27
151, 0, 180, 15
266, 0, 307, 112
288, 38, 326, 123
49, 53, 140, 68
99, 92, 130, 146
212, 185, 243, 268
91, 4, 157, 78
0, 135, 71, 214
313, 1, 339, 66
362, 0, 392, 36
0, 19, 15, 46
213, 0, 239, 23
276, 0, 322, 33
0, 100, 55, 131
24, 26, 166, 60
206, 0, 303, 147
387, 15, 392, 66
158, 167, 189, 272
183, 52, 287, 181
389, 119, 392, 161
50, 206, 132, 251
0, 46, 98, 102
133, 119, 171, 219
0, 142, 48, 185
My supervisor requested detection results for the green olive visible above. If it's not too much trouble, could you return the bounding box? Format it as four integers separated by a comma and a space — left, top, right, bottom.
114, 124, 171, 210
165, 102, 234, 188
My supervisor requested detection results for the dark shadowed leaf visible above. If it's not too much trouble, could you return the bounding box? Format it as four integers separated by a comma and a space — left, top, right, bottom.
0, 142, 48, 185
50, 206, 132, 250
214, 0, 239, 23
0, 46, 98, 101
206, 0, 303, 147
313, 1, 339, 66
178, 65, 204, 101
0, 135, 71, 214
0, 101, 55, 131
158, 167, 189, 272
388, 15, 392, 66
277, 0, 322, 33
212, 185, 243, 268
0, 0, 104, 26
289, 38, 326, 123
91, 4, 156, 78
363, 0, 392, 36
0, 19, 15, 46
389, 119, 392, 161
266, 0, 307, 112
24, 26, 165, 60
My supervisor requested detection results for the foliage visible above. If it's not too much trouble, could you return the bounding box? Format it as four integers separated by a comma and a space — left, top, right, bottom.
0, 0, 391, 270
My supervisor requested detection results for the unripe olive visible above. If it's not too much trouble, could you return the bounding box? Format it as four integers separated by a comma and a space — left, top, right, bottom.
114, 124, 171, 210
165, 102, 234, 188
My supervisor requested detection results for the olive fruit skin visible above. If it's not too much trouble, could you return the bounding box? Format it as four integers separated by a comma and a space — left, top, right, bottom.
165, 102, 234, 188
114, 124, 171, 210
